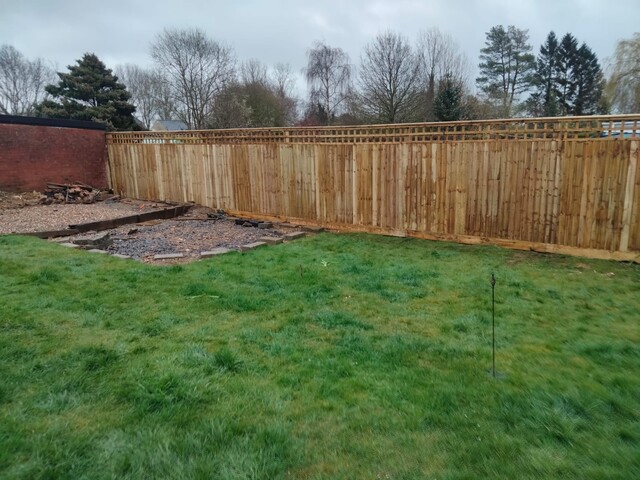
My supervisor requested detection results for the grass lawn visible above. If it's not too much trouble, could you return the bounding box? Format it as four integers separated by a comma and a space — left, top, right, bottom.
0, 233, 638, 479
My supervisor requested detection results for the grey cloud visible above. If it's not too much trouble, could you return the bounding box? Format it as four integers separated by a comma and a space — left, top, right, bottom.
0, 0, 637, 96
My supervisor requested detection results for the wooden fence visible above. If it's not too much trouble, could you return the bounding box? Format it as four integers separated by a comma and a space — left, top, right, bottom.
107, 115, 640, 260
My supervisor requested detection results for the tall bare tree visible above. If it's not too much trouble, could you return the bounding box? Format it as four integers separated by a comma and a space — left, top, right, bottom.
240, 59, 269, 86
150, 28, 235, 129
153, 75, 177, 121
359, 31, 424, 123
0, 45, 54, 116
606, 33, 640, 113
272, 63, 296, 97
304, 41, 351, 125
116, 64, 175, 128
271, 62, 298, 124
417, 28, 470, 120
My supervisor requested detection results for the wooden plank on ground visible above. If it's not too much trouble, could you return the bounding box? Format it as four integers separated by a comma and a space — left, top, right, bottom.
68, 205, 191, 232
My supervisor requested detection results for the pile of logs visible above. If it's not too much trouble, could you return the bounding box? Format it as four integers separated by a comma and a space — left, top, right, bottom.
41, 183, 102, 204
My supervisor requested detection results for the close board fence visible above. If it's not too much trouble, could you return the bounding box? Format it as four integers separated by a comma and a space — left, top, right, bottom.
107, 115, 640, 260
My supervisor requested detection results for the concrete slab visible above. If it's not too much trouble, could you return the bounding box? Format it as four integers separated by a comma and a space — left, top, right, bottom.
51, 237, 73, 243
200, 248, 231, 257
240, 241, 267, 252
260, 236, 283, 245
73, 232, 113, 248
284, 231, 306, 241
87, 249, 107, 254
111, 253, 131, 259
302, 225, 325, 232
60, 243, 80, 248
154, 253, 184, 260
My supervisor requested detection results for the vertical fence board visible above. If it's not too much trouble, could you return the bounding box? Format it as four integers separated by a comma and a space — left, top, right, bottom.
626, 141, 640, 251
107, 117, 640, 256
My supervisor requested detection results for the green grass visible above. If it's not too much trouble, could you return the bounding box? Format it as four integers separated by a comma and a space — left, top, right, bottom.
0, 233, 638, 479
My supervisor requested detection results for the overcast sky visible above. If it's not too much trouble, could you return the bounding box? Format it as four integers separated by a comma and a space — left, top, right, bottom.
1, 0, 638, 97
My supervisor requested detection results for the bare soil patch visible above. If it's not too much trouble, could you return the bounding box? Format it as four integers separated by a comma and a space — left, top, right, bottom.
0, 190, 43, 210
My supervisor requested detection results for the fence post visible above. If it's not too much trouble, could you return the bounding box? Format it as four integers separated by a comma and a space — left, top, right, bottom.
620, 141, 638, 252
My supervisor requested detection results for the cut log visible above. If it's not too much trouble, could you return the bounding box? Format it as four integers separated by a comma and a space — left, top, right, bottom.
42, 182, 100, 204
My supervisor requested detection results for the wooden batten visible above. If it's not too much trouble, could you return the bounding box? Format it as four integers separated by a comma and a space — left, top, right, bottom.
619, 141, 638, 251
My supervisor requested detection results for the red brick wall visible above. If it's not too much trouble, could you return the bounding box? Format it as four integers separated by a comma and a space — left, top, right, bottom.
0, 122, 107, 192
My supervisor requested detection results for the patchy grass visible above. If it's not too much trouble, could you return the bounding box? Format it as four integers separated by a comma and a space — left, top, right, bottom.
0, 233, 638, 479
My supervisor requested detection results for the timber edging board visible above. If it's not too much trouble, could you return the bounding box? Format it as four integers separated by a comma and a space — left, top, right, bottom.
17, 205, 192, 239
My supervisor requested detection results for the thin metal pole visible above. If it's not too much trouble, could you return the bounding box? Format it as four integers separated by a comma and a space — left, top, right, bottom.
491, 272, 496, 378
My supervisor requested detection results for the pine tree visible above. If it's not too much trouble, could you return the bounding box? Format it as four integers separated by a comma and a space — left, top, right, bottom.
476, 25, 536, 117
433, 74, 465, 121
37, 53, 138, 130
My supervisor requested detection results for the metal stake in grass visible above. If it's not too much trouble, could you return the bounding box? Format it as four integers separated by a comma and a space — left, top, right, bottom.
491, 272, 496, 378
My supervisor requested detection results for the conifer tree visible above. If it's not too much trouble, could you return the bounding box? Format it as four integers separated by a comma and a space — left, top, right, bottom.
476, 25, 536, 117
528, 31, 560, 116
555, 34, 579, 115
572, 43, 605, 115
433, 74, 465, 121
37, 53, 138, 130
528, 33, 605, 116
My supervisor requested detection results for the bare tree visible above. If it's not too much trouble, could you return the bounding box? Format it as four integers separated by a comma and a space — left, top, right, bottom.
272, 63, 296, 97
153, 75, 177, 121
240, 59, 269, 86
606, 33, 640, 113
417, 28, 471, 120
0, 45, 54, 116
116, 64, 175, 128
304, 41, 351, 125
271, 63, 298, 124
150, 28, 236, 129
358, 31, 424, 123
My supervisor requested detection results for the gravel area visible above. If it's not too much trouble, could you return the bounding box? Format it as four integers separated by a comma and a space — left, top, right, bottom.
1, 198, 304, 263
58, 205, 296, 263
100, 217, 287, 262
0, 200, 165, 234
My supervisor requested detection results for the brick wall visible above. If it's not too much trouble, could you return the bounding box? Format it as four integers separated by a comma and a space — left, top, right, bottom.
0, 116, 108, 192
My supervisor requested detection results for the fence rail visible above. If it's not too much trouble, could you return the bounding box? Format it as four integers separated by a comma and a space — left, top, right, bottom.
108, 115, 640, 145
107, 115, 640, 259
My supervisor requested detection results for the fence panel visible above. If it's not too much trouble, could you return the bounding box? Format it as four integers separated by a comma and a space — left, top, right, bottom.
107, 115, 640, 258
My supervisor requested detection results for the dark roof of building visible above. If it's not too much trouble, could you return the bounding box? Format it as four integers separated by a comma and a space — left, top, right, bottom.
0, 114, 107, 130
